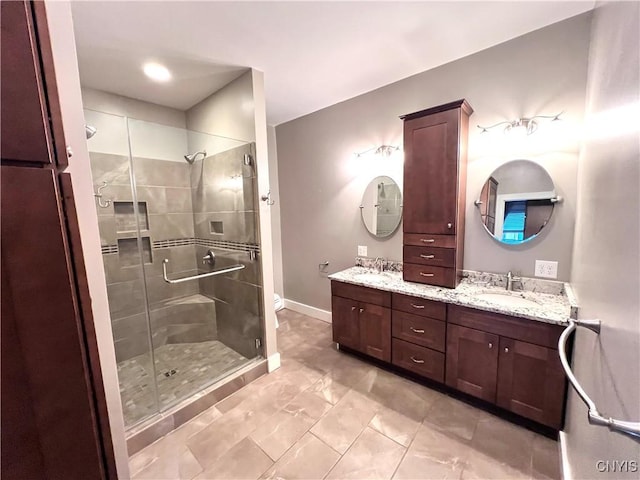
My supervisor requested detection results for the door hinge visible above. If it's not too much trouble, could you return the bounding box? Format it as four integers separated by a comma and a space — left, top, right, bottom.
255, 338, 262, 350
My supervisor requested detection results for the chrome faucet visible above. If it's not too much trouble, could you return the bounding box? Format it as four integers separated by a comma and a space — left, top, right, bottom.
374, 257, 386, 274
506, 271, 523, 291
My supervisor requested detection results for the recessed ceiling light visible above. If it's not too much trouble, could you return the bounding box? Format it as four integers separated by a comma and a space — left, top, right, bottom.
143, 62, 171, 82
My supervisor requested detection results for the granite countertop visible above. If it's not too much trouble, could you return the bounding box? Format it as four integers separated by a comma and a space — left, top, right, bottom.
329, 266, 578, 326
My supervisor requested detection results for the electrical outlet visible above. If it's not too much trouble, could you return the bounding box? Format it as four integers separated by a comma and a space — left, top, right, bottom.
357, 245, 368, 256
535, 260, 558, 279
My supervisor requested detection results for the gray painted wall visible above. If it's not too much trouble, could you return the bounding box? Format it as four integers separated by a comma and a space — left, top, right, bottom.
267, 125, 285, 297
565, 2, 640, 478
276, 14, 591, 310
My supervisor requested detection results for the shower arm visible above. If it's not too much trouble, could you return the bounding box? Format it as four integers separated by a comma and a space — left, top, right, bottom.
162, 259, 245, 284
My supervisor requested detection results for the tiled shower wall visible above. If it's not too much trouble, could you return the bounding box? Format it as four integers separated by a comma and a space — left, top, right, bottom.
191, 143, 263, 359
91, 152, 217, 362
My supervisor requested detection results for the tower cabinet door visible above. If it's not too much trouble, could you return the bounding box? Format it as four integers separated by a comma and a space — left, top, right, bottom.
446, 324, 499, 402
359, 302, 391, 362
403, 108, 460, 234
496, 338, 566, 429
331, 295, 361, 351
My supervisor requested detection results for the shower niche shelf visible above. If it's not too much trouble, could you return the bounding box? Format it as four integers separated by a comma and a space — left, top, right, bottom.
117, 237, 152, 266
114, 201, 149, 232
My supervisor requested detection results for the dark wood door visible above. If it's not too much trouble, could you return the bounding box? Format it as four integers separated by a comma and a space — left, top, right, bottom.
1, 1, 52, 164
446, 324, 499, 402
497, 338, 566, 429
331, 295, 361, 351
359, 303, 391, 362
403, 108, 459, 234
1, 166, 108, 479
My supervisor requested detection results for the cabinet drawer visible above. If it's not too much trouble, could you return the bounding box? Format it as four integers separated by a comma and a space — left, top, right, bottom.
404, 233, 456, 248
448, 305, 563, 349
392, 311, 445, 352
403, 264, 455, 288
392, 293, 446, 320
331, 280, 391, 307
404, 245, 455, 268
392, 338, 444, 382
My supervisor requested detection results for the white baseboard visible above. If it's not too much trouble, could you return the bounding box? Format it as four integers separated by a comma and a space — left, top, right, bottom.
267, 352, 281, 372
558, 431, 572, 480
283, 299, 332, 323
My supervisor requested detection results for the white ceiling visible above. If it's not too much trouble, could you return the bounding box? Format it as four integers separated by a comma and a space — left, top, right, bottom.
71, 1, 594, 125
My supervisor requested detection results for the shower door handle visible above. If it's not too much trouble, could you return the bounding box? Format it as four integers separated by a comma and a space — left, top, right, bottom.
261, 190, 275, 205
162, 259, 245, 284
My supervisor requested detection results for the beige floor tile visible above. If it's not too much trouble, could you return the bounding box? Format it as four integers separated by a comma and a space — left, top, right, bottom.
423, 395, 486, 442
283, 389, 334, 420
251, 410, 315, 461
326, 427, 406, 480
393, 423, 468, 480
310, 389, 380, 454
308, 373, 352, 405
260, 432, 341, 480
461, 449, 530, 480
470, 415, 535, 474
370, 405, 421, 447
194, 437, 273, 480
131, 445, 203, 480
531, 434, 561, 480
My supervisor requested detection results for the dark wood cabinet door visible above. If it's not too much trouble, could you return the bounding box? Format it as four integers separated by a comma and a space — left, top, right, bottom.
497, 338, 566, 429
403, 108, 459, 234
331, 295, 361, 351
359, 303, 391, 362
446, 324, 499, 402
1, 1, 52, 163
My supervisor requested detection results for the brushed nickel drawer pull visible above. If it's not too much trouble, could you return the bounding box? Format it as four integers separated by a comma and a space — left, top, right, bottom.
504, 347, 509, 353
351, 306, 356, 311
410, 303, 425, 309
489, 342, 493, 349
447, 223, 453, 229
420, 239, 435, 243
359, 308, 364, 313
419, 254, 435, 259
419, 272, 435, 277
410, 356, 425, 364
410, 327, 425, 334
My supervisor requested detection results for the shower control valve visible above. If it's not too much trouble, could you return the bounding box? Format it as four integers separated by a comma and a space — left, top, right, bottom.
203, 250, 216, 265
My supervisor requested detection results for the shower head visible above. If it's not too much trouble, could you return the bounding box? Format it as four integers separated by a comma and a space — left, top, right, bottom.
184, 150, 206, 164
85, 125, 97, 139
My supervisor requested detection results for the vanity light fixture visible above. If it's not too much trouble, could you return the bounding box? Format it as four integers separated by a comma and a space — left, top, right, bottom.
477, 112, 563, 136
355, 145, 400, 158
143, 62, 172, 82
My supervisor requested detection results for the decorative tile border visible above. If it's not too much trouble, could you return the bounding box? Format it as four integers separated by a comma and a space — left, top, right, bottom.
102, 237, 260, 255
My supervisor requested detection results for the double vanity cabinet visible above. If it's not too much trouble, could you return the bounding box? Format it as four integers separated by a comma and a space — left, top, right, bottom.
330, 278, 568, 430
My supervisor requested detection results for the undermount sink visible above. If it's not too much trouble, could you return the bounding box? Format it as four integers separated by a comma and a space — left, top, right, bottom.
354, 272, 388, 283
474, 292, 539, 308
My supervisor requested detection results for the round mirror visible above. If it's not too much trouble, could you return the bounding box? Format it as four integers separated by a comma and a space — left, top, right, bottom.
477, 160, 557, 245
360, 176, 402, 238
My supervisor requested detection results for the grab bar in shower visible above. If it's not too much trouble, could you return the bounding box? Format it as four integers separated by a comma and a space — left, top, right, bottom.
558, 319, 640, 438
162, 259, 245, 284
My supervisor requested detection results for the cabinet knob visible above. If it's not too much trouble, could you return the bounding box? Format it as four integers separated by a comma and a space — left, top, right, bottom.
351, 306, 356, 311
447, 223, 452, 229
359, 308, 364, 313
488, 342, 493, 349
410, 356, 425, 364
504, 347, 509, 353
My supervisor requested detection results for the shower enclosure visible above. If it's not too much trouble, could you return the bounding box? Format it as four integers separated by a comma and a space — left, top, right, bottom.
85, 109, 264, 427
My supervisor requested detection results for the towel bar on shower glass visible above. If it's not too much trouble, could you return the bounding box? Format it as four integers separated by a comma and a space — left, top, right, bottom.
558, 319, 640, 438
162, 259, 245, 284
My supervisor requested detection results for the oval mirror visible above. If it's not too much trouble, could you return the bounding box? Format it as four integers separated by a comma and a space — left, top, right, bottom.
477, 160, 557, 245
360, 176, 402, 238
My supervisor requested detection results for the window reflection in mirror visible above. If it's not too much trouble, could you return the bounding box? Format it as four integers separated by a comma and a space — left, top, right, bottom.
360, 176, 402, 238
478, 160, 556, 245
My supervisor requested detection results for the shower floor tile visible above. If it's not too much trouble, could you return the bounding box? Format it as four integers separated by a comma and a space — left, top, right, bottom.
118, 340, 249, 426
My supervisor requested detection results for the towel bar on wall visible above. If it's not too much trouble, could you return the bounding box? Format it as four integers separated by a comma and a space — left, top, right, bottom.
162, 259, 245, 284
559, 319, 640, 438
